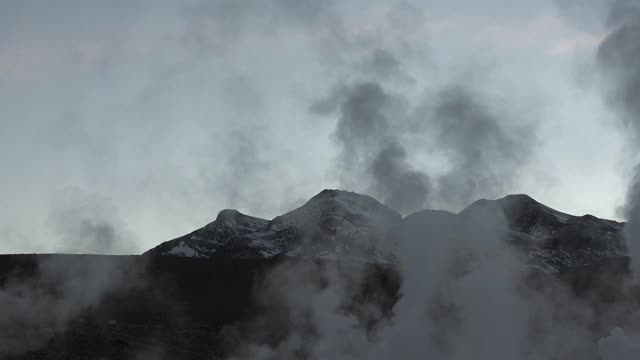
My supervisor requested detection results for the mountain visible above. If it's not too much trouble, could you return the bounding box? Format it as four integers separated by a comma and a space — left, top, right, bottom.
490, 194, 626, 272
146, 190, 628, 273
146, 190, 402, 263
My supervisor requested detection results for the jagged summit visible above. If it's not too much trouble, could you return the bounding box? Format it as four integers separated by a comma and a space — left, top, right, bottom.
205, 209, 268, 232
273, 189, 400, 231
145, 190, 628, 271
459, 193, 574, 231
309, 188, 352, 199
307, 188, 385, 202
268, 189, 401, 261
214, 209, 243, 222
462, 194, 621, 226
499, 193, 539, 203
293, 189, 400, 220
460, 193, 540, 214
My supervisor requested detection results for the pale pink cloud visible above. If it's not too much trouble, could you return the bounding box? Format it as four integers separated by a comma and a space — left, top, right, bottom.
549, 32, 605, 56
481, 15, 565, 47
0, 46, 54, 82
0, 40, 158, 83
426, 12, 605, 57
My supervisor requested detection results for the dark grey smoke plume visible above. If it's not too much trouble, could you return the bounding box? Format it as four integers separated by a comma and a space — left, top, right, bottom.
51, 190, 138, 255
597, 1, 640, 134
314, 81, 431, 214
370, 142, 431, 214
314, 78, 532, 214
53, 213, 135, 255
432, 86, 532, 210
594, 0, 640, 276
360, 49, 414, 83
362, 49, 402, 79
552, 0, 640, 352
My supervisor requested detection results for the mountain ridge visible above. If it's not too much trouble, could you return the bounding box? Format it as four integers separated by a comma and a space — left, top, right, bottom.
145, 190, 628, 272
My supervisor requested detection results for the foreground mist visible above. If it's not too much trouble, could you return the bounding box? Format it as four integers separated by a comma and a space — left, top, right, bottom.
1, 191, 639, 359
222, 196, 637, 360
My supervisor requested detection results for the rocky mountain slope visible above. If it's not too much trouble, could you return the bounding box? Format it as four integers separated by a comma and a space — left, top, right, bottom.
146, 190, 402, 263
146, 190, 628, 273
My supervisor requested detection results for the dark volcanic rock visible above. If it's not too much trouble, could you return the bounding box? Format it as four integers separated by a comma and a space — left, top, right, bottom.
459, 194, 627, 273
146, 190, 402, 263
147, 210, 270, 258
0, 254, 399, 360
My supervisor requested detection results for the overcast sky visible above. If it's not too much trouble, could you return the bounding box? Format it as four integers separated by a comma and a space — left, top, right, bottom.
0, 0, 631, 254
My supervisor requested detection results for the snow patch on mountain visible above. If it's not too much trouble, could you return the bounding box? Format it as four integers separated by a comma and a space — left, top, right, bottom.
167, 241, 202, 258
271, 189, 401, 260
